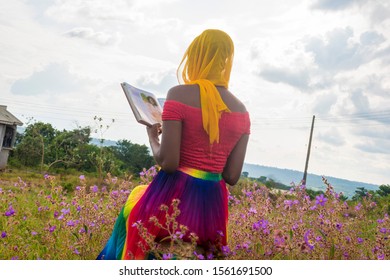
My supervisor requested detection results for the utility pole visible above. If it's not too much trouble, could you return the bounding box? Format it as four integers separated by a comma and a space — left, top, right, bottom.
303, 115, 315, 185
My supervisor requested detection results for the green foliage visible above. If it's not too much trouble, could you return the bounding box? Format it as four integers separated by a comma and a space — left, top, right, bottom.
112, 139, 154, 175
9, 119, 154, 177
352, 187, 369, 201
305, 188, 325, 200
376, 184, 390, 197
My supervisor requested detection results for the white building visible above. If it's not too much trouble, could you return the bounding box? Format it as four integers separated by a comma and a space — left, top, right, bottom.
0, 105, 23, 170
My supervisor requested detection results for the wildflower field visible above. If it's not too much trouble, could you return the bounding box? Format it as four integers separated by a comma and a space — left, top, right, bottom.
0, 167, 389, 260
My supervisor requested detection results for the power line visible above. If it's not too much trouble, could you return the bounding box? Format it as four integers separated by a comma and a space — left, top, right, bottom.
2, 98, 389, 129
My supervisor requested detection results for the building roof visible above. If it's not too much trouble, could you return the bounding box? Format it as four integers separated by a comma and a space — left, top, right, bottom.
0, 105, 23, 126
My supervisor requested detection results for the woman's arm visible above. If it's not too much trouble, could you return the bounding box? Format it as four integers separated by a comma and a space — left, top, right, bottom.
222, 134, 249, 185
147, 120, 182, 173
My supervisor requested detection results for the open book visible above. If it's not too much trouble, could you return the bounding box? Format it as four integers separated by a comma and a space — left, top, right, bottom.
121, 82, 164, 127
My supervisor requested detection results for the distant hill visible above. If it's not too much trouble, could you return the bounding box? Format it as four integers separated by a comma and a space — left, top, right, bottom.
90, 138, 118, 147
242, 163, 379, 198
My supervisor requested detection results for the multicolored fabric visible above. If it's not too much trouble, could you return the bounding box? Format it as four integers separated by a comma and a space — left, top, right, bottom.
97, 168, 228, 260
177, 29, 234, 144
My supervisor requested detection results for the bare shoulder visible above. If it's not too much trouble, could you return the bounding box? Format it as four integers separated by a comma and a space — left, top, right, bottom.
167, 85, 197, 100
222, 89, 248, 113
166, 84, 200, 106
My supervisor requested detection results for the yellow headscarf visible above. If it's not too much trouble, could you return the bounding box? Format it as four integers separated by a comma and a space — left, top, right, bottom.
177, 29, 234, 144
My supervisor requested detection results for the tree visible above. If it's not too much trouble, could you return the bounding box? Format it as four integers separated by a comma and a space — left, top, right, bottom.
46, 126, 91, 170
376, 184, 390, 197
13, 121, 57, 169
112, 139, 154, 175
352, 187, 368, 201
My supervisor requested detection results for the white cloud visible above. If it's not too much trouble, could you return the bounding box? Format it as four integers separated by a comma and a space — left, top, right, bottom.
45, 0, 137, 24
64, 27, 122, 46
305, 27, 367, 71
312, 93, 338, 115
2, 0, 390, 185
318, 127, 345, 146
311, 0, 364, 10
258, 66, 310, 91
136, 69, 177, 96
10, 63, 89, 96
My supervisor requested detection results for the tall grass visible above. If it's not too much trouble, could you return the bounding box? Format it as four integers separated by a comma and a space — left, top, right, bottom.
0, 168, 389, 260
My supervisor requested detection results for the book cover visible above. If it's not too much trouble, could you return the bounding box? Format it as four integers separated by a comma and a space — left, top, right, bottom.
121, 82, 164, 127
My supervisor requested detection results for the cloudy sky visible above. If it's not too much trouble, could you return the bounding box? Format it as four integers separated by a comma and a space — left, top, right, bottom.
1, 0, 389, 185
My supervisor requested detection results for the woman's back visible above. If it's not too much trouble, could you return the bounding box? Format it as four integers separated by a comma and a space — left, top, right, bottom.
162, 85, 250, 173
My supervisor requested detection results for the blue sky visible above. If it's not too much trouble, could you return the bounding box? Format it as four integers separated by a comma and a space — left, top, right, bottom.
1, 0, 389, 185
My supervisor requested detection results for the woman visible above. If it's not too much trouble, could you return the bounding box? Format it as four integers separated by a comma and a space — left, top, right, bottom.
98, 29, 250, 260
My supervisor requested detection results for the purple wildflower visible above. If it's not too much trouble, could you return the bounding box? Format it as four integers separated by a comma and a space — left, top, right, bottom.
380, 228, 387, 234
222, 245, 231, 256
61, 208, 70, 215
31, 231, 38, 236
53, 211, 59, 218
49, 226, 56, 233
377, 219, 384, 224
44, 174, 49, 179
304, 230, 314, 250
110, 190, 119, 198
274, 236, 285, 246
74, 248, 80, 255
67, 220, 76, 227
1, 231, 7, 238
309, 205, 317, 211
172, 231, 184, 240
336, 223, 343, 230
315, 194, 327, 206
193, 251, 204, 260
75, 186, 81, 191
91, 185, 99, 193
248, 207, 257, 214
132, 220, 142, 228
79, 175, 85, 180
244, 191, 253, 197
357, 237, 364, 244
252, 219, 269, 231
207, 253, 214, 260
378, 254, 385, 260
284, 200, 293, 209
5, 205, 15, 216
355, 203, 362, 211
163, 253, 173, 260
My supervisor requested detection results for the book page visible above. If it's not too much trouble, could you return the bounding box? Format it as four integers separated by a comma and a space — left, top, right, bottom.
122, 83, 163, 126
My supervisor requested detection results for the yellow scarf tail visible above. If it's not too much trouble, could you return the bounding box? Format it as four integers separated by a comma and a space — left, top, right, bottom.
178, 29, 234, 144
190, 79, 230, 144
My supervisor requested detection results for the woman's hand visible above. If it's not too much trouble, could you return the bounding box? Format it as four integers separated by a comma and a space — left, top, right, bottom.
147, 123, 162, 142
